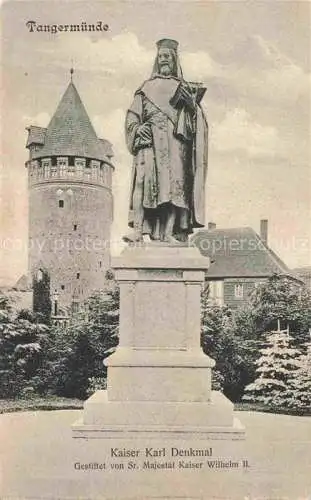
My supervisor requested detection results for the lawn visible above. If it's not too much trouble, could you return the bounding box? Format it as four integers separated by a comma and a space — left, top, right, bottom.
1, 397, 309, 416
0, 396, 83, 413
0, 409, 310, 499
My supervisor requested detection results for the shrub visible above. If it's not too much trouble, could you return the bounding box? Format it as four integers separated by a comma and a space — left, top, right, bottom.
37, 283, 119, 399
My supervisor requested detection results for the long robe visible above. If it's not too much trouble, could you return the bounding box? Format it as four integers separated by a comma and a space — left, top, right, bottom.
126, 76, 208, 237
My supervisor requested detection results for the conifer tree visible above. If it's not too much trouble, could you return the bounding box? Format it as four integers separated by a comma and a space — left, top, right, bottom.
243, 328, 301, 407
288, 340, 311, 410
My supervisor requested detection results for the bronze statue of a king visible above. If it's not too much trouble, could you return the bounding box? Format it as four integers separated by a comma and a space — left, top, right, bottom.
124, 38, 208, 244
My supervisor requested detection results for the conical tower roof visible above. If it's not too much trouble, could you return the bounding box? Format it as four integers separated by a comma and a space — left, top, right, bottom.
33, 81, 110, 161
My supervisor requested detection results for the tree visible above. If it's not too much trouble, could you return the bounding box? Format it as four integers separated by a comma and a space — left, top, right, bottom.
0, 292, 49, 398
33, 269, 51, 324
200, 293, 252, 401
288, 340, 311, 411
249, 274, 311, 343
232, 305, 257, 341
242, 329, 301, 407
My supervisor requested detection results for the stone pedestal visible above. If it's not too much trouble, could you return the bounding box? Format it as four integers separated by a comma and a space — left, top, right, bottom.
73, 246, 245, 440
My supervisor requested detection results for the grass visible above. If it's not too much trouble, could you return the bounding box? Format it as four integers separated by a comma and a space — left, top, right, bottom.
235, 401, 311, 416
1, 397, 310, 416
0, 396, 83, 414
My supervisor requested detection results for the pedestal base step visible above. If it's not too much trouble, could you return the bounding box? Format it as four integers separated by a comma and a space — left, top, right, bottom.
72, 390, 245, 440
106, 348, 215, 401
72, 418, 245, 440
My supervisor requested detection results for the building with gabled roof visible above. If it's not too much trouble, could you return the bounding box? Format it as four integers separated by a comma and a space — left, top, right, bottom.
25, 74, 114, 316
191, 220, 302, 309
292, 266, 311, 290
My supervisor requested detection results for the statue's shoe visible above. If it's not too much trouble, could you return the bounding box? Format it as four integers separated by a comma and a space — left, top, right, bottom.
122, 232, 143, 244
163, 235, 188, 246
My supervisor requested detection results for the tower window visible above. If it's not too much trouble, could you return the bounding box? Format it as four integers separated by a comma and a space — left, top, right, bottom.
76, 272, 80, 279
73, 224, 77, 231
99, 261, 102, 268
59, 200, 64, 208
51, 165, 58, 177
67, 165, 75, 177
61, 285, 65, 290
75, 158, 85, 177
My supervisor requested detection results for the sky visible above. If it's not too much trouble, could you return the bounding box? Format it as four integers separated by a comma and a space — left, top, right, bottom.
1, 0, 310, 285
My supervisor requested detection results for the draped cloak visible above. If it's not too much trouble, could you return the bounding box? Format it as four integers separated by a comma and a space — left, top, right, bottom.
126, 75, 208, 237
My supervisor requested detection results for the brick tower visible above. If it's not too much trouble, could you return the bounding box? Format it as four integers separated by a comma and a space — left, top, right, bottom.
26, 74, 114, 315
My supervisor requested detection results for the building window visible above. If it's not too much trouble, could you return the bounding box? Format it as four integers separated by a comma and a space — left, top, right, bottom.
61, 284, 65, 290
234, 284, 244, 299
76, 272, 80, 279
73, 224, 77, 231
99, 261, 102, 268
59, 200, 64, 208
208, 280, 224, 306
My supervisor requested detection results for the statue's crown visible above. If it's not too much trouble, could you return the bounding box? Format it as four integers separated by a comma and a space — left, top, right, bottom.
156, 39, 179, 51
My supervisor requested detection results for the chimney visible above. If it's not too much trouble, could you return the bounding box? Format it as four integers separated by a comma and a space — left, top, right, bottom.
260, 219, 268, 245
208, 222, 216, 230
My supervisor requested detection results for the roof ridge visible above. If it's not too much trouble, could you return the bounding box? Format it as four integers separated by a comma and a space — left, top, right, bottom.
191, 226, 296, 279
27, 125, 47, 130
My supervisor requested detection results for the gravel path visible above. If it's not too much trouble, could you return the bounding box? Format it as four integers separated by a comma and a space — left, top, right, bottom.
0, 410, 310, 499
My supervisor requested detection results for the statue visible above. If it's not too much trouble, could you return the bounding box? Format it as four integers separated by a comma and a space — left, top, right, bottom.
124, 39, 208, 244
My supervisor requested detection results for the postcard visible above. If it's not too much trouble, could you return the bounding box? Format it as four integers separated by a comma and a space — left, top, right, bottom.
1, 1, 310, 499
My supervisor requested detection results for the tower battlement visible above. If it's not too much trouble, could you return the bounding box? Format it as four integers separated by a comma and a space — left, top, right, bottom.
26, 156, 113, 190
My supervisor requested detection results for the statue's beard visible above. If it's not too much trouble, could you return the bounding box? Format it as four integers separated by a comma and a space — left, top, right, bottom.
159, 64, 173, 76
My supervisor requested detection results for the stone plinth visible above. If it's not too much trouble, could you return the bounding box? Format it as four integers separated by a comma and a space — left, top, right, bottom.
73, 245, 245, 440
